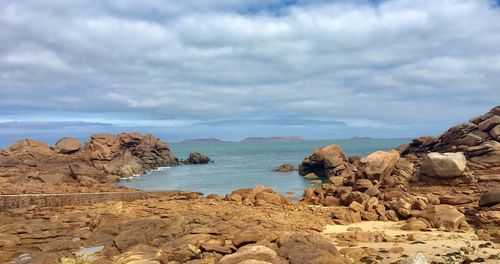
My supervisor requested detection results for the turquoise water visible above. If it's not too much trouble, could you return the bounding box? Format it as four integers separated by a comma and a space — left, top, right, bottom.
118, 139, 408, 196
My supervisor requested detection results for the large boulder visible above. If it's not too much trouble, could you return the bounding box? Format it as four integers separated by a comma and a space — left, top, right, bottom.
420, 205, 467, 231
186, 152, 211, 164
54, 137, 81, 154
220, 245, 285, 264
277, 233, 349, 264
299, 145, 355, 182
479, 188, 500, 207
419, 152, 467, 178
358, 150, 400, 181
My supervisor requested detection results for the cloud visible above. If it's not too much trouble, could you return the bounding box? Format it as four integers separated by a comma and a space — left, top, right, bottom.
0, 0, 499, 143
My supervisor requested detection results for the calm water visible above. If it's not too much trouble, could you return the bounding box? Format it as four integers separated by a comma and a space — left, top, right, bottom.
118, 139, 408, 196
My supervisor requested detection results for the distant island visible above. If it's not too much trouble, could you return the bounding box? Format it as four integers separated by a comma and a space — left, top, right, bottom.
181, 138, 224, 143
348, 136, 373, 140
241, 136, 304, 142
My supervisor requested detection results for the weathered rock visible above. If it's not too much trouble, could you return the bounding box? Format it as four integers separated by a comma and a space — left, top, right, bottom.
8, 139, 53, 157
304, 173, 318, 179
187, 152, 211, 164
113, 245, 163, 264
0, 156, 21, 167
419, 152, 467, 178
358, 150, 400, 181
219, 245, 284, 264
55, 137, 81, 154
232, 228, 274, 247
490, 124, 500, 140
401, 219, 428, 231
299, 145, 355, 181
404, 253, 427, 264
479, 188, 500, 207
478, 116, 500, 131
420, 205, 466, 231
277, 233, 349, 264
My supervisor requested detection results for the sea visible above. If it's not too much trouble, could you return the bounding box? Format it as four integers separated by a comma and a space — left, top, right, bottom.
118, 138, 409, 196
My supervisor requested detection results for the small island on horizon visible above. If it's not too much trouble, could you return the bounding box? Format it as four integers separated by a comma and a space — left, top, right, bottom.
240, 136, 304, 142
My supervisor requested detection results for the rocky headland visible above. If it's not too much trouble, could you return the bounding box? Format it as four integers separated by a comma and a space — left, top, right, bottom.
0, 107, 499, 263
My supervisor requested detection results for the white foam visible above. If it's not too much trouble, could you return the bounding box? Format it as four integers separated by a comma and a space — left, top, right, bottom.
153, 166, 171, 171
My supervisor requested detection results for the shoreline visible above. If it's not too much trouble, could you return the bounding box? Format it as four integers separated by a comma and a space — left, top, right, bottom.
0, 106, 499, 263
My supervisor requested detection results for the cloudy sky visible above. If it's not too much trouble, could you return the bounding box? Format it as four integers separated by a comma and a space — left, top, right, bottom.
1, 0, 499, 146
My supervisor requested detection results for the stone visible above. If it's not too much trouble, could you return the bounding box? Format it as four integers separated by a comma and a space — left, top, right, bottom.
272, 164, 296, 172
459, 133, 483, 146
114, 230, 147, 252
354, 179, 373, 191
404, 253, 427, 264
359, 150, 400, 181
329, 176, 344, 186
277, 233, 348, 264
200, 244, 232, 255
364, 186, 381, 197
187, 152, 211, 164
34, 173, 65, 185
490, 124, 500, 140
331, 208, 361, 223
300, 145, 354, 179
401, 219, 428, 231
55, 137, 81, 154
304, 173, 318, 179
479, 188, 500, 207
411, 136, 436, 147
113, 245, 163, 264
420, 205, 466, 231
323, 196, 340, 206
348, 201, 364, 213
0, 156, 21, 167
9, 139, 53, 156
232, 228, 273, 247
478, 116, 500, 131
419, 152, 467, 178
219, 245, 284, 264
360, 211, 379, 221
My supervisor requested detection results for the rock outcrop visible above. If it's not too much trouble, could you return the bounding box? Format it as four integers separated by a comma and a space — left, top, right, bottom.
0, 132, 178, 194
299, 145, 356, 185
186, 152, 212, 164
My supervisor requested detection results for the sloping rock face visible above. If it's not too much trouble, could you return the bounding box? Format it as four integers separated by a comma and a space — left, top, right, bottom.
0, 132, 178, 194
404, 106, 500, 182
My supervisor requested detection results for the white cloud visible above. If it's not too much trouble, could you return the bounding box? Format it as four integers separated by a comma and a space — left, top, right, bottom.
0, 0, 499, 129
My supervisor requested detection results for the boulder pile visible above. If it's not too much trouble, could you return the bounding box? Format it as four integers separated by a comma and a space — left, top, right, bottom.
299, 106, 500, 231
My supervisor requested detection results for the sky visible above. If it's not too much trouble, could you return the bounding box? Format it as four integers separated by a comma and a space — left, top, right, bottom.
1, 0, 500, 147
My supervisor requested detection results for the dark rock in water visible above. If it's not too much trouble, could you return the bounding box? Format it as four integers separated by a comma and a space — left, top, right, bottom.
272, 163, 296, 172
186, 152, 211, 164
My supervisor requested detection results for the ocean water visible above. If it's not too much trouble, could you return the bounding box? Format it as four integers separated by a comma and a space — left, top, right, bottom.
118, 139, 409, 196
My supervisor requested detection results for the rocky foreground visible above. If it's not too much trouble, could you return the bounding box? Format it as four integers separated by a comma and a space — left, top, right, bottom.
0, 107, 499, 263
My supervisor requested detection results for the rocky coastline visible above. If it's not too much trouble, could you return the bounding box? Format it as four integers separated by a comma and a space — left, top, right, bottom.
0, 107, 499, 263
